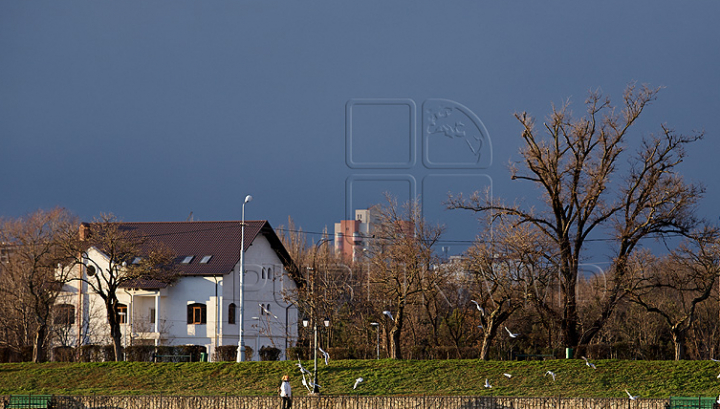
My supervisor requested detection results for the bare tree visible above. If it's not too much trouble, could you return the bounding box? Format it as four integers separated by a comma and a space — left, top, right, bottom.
0, 208, 78, 362
67, 214, 177, 361
449, 83, 704, 348
367, 196, 443, 359
627, 228, 720, 360
464, 215, 554, 359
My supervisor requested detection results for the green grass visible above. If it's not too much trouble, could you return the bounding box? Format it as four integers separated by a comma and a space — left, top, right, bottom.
1, 359, 719, 398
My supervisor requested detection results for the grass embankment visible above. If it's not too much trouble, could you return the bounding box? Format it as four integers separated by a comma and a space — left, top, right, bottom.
1, 359, 719, 398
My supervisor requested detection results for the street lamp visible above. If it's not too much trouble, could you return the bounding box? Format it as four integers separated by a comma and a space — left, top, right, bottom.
370, 322, 380, 359
118, 311, 127, 361
302, 317, 330, 394
237, 194, 253, 362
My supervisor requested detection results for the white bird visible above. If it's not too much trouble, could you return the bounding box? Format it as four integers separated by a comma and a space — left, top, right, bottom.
470, 300, 485, 315
383, 310, 395, 321
353, 377, 364, 389
504, 326, 519, 338
625, 389, 639, 400
716, 396, 720, 405
716, 373, 720, 379
711, 358, 720, 362
296, 359, 311, 375
301, 374, 312, 392
318, 346, 330, 365
484, 378, 492, 388
581, 356, 597, 369
503, 373, 512, 378
545, 370, 556, 381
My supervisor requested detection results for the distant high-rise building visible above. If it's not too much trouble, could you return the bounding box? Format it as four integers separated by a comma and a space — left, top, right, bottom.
334, 207, 376, 262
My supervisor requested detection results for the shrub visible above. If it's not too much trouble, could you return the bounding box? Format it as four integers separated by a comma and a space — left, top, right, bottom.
286, 347, 307, 361
52, 346, 75, 362
126, 345, 155, 362
327, 347, 350, 360
259, 346, 281, 361
214, 345, 253, 361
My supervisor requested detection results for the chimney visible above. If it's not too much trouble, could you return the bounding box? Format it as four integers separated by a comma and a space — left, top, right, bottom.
79, 223, 90, 241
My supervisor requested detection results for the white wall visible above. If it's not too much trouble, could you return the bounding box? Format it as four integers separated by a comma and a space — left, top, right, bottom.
56, 236, 299, 362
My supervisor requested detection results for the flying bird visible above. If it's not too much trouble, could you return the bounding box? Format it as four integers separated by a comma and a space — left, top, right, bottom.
484, 378, 492, 388
503, 373, 512, 378
296, 359, 311, 375
625, 389, 639, 400
581, 356, 597, 369
353, 377, 364, 389
383, 310, 395, 321
301, 374, 312, 392
470, 300, 485, 315
504, 326, 519, 338
318, 346, 330, 365
545, 370, 556, 381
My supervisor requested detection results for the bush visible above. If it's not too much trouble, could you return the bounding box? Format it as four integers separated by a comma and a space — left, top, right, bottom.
52, 346, 75, 362
153, 345, 207, 362
0, 346, 32, 363
126, 345, 155, 362
327, 347, 351, 360
214, 345, 253, 361
79, 345, 102, 362
286, 347, 307, 361
259, 346, 281, 361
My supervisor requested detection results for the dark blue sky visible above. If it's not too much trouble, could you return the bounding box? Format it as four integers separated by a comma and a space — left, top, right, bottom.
2, 1, 718, 261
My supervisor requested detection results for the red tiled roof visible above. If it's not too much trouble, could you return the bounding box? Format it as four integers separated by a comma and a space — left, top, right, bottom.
103, 221, 297, 289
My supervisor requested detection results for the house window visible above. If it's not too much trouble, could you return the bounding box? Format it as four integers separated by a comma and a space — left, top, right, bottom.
181, 256, 194, 264
199, 255, 212, 264
187, 303, 207, 325
54, 304, 75, 325
117, 304, 128, 324
150, 308, 156, 324
228, 303, 236, 324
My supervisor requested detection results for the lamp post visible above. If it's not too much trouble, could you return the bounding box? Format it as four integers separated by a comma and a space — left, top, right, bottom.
370, 322, 380, 359
303, 317, 330, 394
118, 311, 127, 361
237, 194, 253, 362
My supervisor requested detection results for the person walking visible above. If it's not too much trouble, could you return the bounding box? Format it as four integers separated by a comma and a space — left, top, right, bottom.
279, 374, 292, 409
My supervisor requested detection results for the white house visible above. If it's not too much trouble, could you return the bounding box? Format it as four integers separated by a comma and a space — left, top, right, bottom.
56, 220, 300, 361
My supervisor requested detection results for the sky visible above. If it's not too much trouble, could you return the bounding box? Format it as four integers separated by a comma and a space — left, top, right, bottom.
2, 1, 719, 263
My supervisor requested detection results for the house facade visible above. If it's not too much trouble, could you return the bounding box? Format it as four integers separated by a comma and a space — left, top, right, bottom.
56, 220, 300, 361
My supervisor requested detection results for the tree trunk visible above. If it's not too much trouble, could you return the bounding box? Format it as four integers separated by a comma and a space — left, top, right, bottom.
32, 324, 47, 363
389, 303, 405, 359
561, 272, 580, 348
106, 302, 124, 361
672, 330, 684, 361
479, 322, 499, 361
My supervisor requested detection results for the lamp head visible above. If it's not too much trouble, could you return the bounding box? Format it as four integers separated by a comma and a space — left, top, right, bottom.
244, 195, 253, 204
